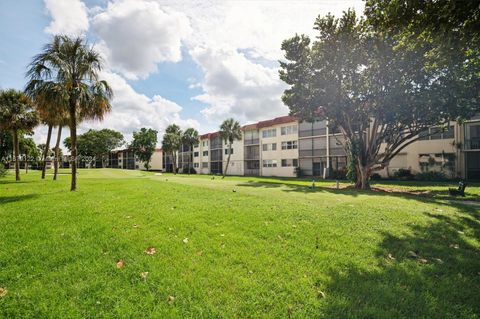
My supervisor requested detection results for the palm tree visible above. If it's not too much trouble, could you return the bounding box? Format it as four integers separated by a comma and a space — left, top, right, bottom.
0, 89, 39, 181
53, 114, 69, 180
219, 118, 242, 178
181, 128, 199, 174
163, 124, 182, 174
26, 35, 112, 191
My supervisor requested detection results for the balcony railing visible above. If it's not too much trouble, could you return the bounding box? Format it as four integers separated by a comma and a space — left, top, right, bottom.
465, 138, 480, 150
298, 128, 327, 138
244, 138, 259, 145
244, 168, 260, 176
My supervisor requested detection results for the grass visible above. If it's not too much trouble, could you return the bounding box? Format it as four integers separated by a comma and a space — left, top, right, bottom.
0, 169, 479, 318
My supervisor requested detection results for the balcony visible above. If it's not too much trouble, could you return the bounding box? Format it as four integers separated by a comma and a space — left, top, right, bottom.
299, 128, 326, 138
244, 138, 259, 145
465, 138, 480, 150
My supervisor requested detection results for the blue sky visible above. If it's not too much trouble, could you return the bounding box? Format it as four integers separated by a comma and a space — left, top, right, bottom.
0, 0, 363, 145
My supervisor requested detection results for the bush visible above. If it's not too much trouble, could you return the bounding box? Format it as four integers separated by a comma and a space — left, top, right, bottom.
415, 171, 447, 181
182, 167, 197, 174
294, 167, 303, 178
393, 168, 414, 180
0, 163, 7, 178
331, 168, 347, 180
370, 173, 382, 180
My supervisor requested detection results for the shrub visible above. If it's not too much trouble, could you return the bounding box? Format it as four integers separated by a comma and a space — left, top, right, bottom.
415, 171, 447, 181
393, 168, 414, 180
294, 167, 303, 178
331, 168, 347, 180
370, 173, 382, 180
0, 163, 7, 178
182, 167, 197, 174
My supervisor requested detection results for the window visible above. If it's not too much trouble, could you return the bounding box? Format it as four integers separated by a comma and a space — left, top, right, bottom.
281, 125, 298, 136
262, 143, 277, 151
281, 159, 299, 167
202, 151, 208, 156
224, 148, 233, 155
193, 152, 199, 157
262, 159, 277, 168
202, 162, 208, 168
281, 140, 297, 150
262, 128, 276, 138
202, 141, 208, 147
194, 163, 199, 168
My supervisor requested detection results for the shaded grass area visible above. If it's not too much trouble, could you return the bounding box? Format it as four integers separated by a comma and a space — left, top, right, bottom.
0, 169, 479, 318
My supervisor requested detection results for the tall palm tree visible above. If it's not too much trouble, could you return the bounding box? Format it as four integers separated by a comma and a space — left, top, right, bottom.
181, 128, 199, 174
162, 124, 182, 174
26, 35, 112, 191
219, 118, 242, 178
53, 114, 69, 180
0, 89, 39, 181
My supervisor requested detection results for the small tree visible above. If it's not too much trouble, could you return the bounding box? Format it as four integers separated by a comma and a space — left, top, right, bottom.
19, 136, 39, 173
181, 128, 199, 174
219, 118, 242, 178
0, 90, 39, 181
130, 128, 158, 170
162, 124, 182, 174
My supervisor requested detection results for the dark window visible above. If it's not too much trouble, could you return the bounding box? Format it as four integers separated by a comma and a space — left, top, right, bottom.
194, 152, 199, 157
203, 151, 208, 156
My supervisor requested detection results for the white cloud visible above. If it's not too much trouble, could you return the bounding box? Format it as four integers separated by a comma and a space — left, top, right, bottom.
190, 46, 288, 123
92, 0, 191, 79
44, 0, 89, 35
81, 71, 199, 142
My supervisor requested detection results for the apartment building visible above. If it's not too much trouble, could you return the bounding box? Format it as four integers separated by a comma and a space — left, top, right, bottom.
108, 148, 163, 170
159, 114, 480, 180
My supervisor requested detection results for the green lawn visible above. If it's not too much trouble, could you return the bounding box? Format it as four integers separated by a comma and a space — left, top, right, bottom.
0, 169, 479, 318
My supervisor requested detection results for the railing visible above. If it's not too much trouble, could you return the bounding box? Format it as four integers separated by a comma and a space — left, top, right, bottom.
298, 128, 327, 138
299, 149, 326, 157
244, 168, 260, 176
244, 138, 260, 145
465, 138, 480, 150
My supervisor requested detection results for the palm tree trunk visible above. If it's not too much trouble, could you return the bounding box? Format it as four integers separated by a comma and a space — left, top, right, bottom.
69, 102, 77, 191
53, 125, 62, 180
12, 129, 20, 181
41, 124, 53, 179
25, 149, 28, 174
222, 143, 232, 179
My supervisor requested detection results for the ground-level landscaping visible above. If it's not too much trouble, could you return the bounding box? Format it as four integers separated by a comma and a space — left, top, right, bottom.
0, 169, 479, 318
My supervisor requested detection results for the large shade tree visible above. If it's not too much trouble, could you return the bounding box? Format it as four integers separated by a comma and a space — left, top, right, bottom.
280, 8, 479, 189
26, 35, 112, 191
64, 129, 124, 168
219, 118, 242, 178
181, 128, 199, 174
130, 128, 157, 170
0, 90, 39, 181
162, 124, 182, 174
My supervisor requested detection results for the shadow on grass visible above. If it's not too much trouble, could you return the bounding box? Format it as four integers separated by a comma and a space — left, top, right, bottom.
0, 180, 30, 185
320, 203, 480, 318
236, 180, 479, 202
0, 194, 38, 204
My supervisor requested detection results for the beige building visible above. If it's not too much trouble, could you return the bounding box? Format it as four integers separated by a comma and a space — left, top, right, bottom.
159, 115, 480, 180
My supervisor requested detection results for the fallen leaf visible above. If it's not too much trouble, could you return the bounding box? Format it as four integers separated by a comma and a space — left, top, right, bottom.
418, 258, 428, 264
0, 287, 7, 297
116, 259, 125, 268
387, 253, 395, 260
133, 224, 139, 228
183, 238, 189, 244
167, 295, 175, 304
449, 244, 460, 249
141, 272, 149, 280
144, 247, 157, 255
407, 251, 418, 259
317, 290, 326, 299
433, 258, 444, 264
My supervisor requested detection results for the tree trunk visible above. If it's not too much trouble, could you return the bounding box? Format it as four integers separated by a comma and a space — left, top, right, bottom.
53, 126, 62, 181
69, 102, 77, 191
222, 143, 232, 179
41, 124, 53, 179
173, 151, 177, 175
355, 164, 370, 190
25, 149, 28, 174
12, 130, 20, 181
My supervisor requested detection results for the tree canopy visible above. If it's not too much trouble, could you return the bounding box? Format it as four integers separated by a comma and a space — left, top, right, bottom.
280, 4, 479, 189
130, 128, 158, 170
